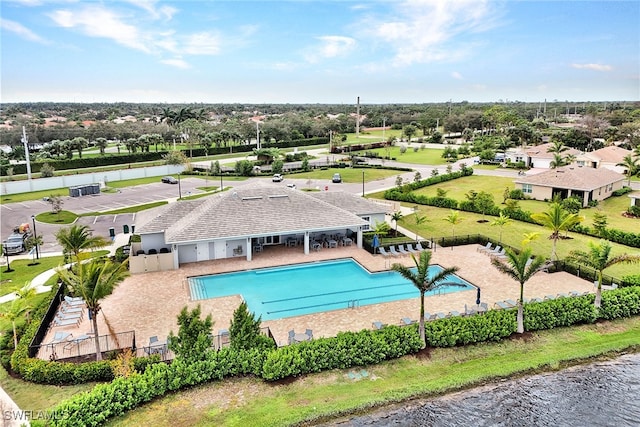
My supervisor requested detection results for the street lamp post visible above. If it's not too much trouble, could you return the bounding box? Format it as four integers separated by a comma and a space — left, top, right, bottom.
31, 215, 39, 260
220, 171, 223, 192
362, 170, 365, 197
3, 243, 12, 272
178, 174, 182, 199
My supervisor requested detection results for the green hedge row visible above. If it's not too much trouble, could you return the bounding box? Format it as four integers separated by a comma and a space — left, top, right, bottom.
46, 288, 640, 426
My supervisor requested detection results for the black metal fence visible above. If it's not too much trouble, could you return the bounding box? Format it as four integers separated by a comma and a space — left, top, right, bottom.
28, 283, 65, 358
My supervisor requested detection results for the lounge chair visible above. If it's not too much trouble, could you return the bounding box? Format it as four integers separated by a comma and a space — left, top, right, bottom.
53, 317, 80, 327
544, 294, 556, 301
63, 334, 91, 353
378, 247, 391, 257
448, 310, 461, 317
557, 293, 569, 298
415, 242, 427, 251
305, 329, 313, 339
406, 244, 419, 253
494, 301, 511, 310
149, 336, 159, 345
288, 330, 295, 344
504, 299, 517, 307
64, 296, 85, 306
478, 302, 489, 312
486, 245, 502, 256
397, 245, 409, 255
477, 242, 493, 253
401, 317, 416, 325
491, 248, 507, 259
372, 321, 386, 330
57, 312, 82, 320
388, 246, 400, 256
434, 312, 447, 320
60, 305, 83, 314
49, 331, 73, 345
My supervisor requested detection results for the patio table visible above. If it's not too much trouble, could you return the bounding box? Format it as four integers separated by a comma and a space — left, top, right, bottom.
294, 333, 310, 343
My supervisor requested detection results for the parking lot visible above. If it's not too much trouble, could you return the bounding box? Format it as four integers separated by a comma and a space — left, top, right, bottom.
0, 177, 215, 254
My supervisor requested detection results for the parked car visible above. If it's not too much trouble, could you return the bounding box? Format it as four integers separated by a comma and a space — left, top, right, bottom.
161, 176, 178, 184
332, 173, 342, 183
272, 174, 283, 182
3, 231, 30, 255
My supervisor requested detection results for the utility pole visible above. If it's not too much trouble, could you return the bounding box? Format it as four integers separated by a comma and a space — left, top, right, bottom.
256, 121, 260, 150
356, 96, 360, 137
22, 126, 32, 180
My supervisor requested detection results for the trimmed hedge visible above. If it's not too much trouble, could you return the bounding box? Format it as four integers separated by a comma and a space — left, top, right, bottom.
46, 288, 640, 426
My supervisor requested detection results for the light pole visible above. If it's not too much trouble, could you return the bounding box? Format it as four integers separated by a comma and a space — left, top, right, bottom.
178, 174, 182, 199
219, 171, 223, 192
362, 170, 365, 197
3, 246, 12, 272
31, 215, 39, 260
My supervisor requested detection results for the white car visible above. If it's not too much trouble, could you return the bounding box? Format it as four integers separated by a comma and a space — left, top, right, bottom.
272, 174, 283, 182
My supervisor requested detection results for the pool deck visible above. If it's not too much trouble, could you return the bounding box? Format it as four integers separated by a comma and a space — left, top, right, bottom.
38, 244, 595, 358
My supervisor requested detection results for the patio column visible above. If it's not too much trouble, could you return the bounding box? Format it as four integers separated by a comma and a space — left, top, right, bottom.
304, 231, 310, 255
246, 237, 252, 261
172, 245, 179, 269
357, 228, 363, 249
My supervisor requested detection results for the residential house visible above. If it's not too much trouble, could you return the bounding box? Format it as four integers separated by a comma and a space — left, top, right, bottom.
514, 166, 625, 207
575, 146, 632, 174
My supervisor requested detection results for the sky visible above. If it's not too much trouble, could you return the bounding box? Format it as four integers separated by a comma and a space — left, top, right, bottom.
1, 0, 639, 104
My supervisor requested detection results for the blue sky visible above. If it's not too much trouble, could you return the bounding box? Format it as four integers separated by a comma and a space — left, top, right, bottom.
1, 0, 638, 104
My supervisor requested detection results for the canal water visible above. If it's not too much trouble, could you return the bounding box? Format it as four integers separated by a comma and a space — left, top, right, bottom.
324, 353, 640, 426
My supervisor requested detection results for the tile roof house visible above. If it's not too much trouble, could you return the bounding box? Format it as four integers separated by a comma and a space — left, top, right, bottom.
130, 183, 390, 273
575, 146, 632, 174
514, 166, 625, 207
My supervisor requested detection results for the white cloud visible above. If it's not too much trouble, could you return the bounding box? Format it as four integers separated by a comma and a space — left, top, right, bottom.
1, 18, 50, 44
160, 57, 190, 69
358, 0, 501, 66
49, 6, 152, 53
183, 32, 221, 55
304, 35, 357, 63
571, 63, 613, 72
451, 71, 463, 80
124, 0, 177, 21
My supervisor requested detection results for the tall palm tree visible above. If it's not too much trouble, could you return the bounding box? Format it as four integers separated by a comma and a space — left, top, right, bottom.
491, 212, 512, 244
55, 225, 110, 263
616, 154, 639, 187
549, 153, 567, 169
491, 247, 545, 333
57, 258, 129, 360
531, 202, 584, 260
443, 210, 463, 249
567, 240, 640, 308
390, 211, 403, 237
391, 251, 460, 347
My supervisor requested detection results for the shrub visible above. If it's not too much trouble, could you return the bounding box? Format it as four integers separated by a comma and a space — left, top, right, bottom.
168, 305, 213, 362
612, 186, 632, 197
509, 189, 525, 200
40, 162, 55, 178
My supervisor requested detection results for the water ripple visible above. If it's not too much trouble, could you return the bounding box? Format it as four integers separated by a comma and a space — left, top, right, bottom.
323, 354, 640, 427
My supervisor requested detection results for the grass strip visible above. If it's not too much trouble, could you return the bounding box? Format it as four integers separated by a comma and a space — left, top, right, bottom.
106, 317, 640, 427
79, 201, 168, 216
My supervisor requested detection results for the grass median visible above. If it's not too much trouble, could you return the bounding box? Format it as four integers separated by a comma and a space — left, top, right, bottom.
107, 317, 640, 427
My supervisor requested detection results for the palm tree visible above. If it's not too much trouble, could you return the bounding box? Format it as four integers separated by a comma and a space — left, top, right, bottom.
443, 210, 463, 250
55, 225, 110, 263
391, 251, 460, 347
567, 240, 640, 308
617, 154, 639, 187
491, 212, 512, 244
390, 211, 403, 237
491, 247, 545, 333
57, 258, 130, 360
530, 202, 584, 261
0, 300, 31, 349
549, 153, 567, 169
414, 213, 428, 242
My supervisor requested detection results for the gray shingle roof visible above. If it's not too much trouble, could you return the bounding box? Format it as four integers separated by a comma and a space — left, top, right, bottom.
514, 166, 625, 191
306, 191, 391, 215
136, 183, 369, 244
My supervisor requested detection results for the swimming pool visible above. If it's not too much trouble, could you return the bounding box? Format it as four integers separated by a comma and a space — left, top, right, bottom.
189, 259, 475, 321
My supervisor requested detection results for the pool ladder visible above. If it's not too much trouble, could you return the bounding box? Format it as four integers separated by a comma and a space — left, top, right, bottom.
348, 299, 359, 309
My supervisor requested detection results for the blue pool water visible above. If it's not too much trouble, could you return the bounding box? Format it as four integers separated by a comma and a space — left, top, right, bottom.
189, 259, 475, 321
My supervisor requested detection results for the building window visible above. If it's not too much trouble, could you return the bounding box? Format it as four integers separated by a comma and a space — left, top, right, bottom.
361, 216, 371, 231
522, 184, 532, 194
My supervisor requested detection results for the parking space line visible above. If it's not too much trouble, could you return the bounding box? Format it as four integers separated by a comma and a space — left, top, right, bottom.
93, 216, 98, 224
1, 205, 13, 211
113, 214, 118, 223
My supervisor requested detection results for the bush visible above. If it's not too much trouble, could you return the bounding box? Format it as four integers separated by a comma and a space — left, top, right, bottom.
612, 186, 633, 197
509, 189, 525, 200
40, 162, 55, 178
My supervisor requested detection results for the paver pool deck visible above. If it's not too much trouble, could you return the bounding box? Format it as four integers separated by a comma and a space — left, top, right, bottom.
39, 244, 595, 358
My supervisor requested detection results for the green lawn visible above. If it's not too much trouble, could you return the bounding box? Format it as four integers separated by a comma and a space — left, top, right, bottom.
35, 210, 78, 224
107, 317, 640, 427
392, 203, 639, 278
80, 201, 169, 216
291, 168, 401, 184
410, 175, 638, 231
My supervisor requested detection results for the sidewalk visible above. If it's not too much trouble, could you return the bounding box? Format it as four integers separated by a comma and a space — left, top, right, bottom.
0, 233, 130, 305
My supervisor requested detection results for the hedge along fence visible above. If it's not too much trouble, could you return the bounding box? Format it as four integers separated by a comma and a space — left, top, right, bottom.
46, 288, 640, 426
383, 171, 640, 249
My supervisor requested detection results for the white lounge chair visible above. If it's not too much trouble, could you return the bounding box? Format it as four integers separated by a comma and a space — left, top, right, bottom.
378, 247, 391, 257
388, 246, 400, 256
49, 331, 73, 345
54, 317, 80, 327
406, 244, 419, 253
487, 245, 502, 256
401, 317, 416, 325
415, 242, 427, 251
64, 296, 85, 306
397, 245, 409, 255
372, 321, 386, 330
477, 242, 493, 253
